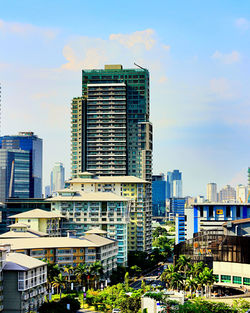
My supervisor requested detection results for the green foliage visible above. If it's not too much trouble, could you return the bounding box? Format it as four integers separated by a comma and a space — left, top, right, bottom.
171, 299, 237, 313
110, 265, 127, 284
153, 226, 169, 238
38, 296, 80, 313
232, 298, 250, 313
119, 295, 141, 313
144, 292, 164, 302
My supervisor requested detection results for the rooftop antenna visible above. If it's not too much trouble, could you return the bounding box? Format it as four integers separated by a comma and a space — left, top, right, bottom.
134, 62, 147, 71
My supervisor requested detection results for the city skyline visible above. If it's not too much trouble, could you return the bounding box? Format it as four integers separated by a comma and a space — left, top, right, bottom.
0, 1, 250, 195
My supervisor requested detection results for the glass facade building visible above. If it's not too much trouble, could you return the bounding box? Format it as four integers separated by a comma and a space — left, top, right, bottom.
0, 149, 30, 203
0, 132, 42, 198
152, 174, 166, 217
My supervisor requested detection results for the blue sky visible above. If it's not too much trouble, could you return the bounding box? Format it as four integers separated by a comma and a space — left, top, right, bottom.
0, 0, 250, 196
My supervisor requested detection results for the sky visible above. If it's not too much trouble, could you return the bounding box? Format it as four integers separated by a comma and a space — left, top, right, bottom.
0, 0, 250, 196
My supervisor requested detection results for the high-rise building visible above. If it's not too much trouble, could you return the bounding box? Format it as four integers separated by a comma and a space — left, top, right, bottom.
152, 174, 167, 217
207, 183, 217, 202
0, 132, 42, 197
0, 149, 30, 202
218, 185, 236, 203
50, 162, 65, 194
71, 64, 152, 181
166, 170, 182, 198
236, 184, 247, 203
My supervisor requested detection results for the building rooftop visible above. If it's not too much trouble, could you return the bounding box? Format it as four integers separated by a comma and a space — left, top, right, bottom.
3, 253, 46, 271
222, 218, 250, 227
0, 235, 116, 250
47, 190, 128, 202
8, 222, 30, 228
0, 231, 48, 239
67, 175, 148, 184
8, 208, 62, 219
85, 228, 107, 235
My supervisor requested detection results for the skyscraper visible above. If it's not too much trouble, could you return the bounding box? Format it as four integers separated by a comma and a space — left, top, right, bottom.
218, 185, 236, 203
207, 183, 217, 202
0, 132, 42, 198
0, 149, 30, 202
236, 184, 247, 203
166, 170, 182, 198
50, 162, 65, 194
152, 173, 167, 216
71, 64, 153, 181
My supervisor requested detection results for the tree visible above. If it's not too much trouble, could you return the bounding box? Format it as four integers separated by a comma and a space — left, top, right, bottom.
202, 267, 216, 298
176, 255, 191, 273
89, 261, 104, 289
52, 273, 67, 300
161, 264, 177, 288
119, 295, 141, 313
74, 263, 89, 290
124, 272, 129, 292
63, 264, 74, 283
130, 265, 142, 277
153, 226, 169, 238
47, 262, 61, 293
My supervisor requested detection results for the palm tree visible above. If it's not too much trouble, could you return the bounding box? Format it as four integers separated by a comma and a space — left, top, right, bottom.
46, 262, 60, 294
185, 277, 197, 299
202, 267, 216, 298
190, 262, 204, 277
52, 273, 67, 300
89, 261, 104, 289
64, 264, 74, 283
177, 255, 191, 274
161, 264, 176, 288
169, 272, 183, 291
75, 263, 89, 290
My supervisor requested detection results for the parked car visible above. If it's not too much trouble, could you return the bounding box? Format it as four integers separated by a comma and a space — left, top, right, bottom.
112, 309, 121, 313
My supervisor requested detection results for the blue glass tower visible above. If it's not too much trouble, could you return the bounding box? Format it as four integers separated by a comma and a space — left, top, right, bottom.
152, 174, 167, 216
0, 132, 42, 198
0, 149, 30, 202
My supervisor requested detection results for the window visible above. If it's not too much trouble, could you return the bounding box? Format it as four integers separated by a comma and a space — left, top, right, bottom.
233, 276, 242, 284
236, 206, 241, 218
221, 275, 231, 283
200, 207, 203, 217
209, 207, 213, 217
226, 206, 231, 218
243, 278, 250, 286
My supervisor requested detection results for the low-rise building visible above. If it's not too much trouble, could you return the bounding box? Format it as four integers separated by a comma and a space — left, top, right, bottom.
0, 235, 118, 277
174, 230, 250, 290
0, 198, 51, 234
8, 209, 62, 237
47, 189, 128, 265
3, 253, 47, 313
0, 222, 48, 239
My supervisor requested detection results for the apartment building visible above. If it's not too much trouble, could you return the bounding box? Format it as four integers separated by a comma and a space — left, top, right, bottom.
3, 253, 47, 313
0, 235, 118, 277
65, 172, 152, 252
71, 64, 153, 183
8, 209, 62, 237
47, 189, 128, 265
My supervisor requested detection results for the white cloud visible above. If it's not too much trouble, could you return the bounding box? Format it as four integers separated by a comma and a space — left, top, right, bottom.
209, 77, 234, 99
0, 19, 58, 39
235, 17, 250, 30
109, 29, 156, 50
162, 44, 170, 51
211, 50, 240, 64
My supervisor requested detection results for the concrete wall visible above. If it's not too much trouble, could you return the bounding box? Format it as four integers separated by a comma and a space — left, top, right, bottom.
3, 271, 20, 312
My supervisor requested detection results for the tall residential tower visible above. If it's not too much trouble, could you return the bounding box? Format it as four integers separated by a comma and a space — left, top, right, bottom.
71, 64, 153, 181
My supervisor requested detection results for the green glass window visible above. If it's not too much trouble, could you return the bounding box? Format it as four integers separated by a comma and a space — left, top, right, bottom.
233, 276, 242, 284
221, 275, 231, 283
243, 278, 250, 286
